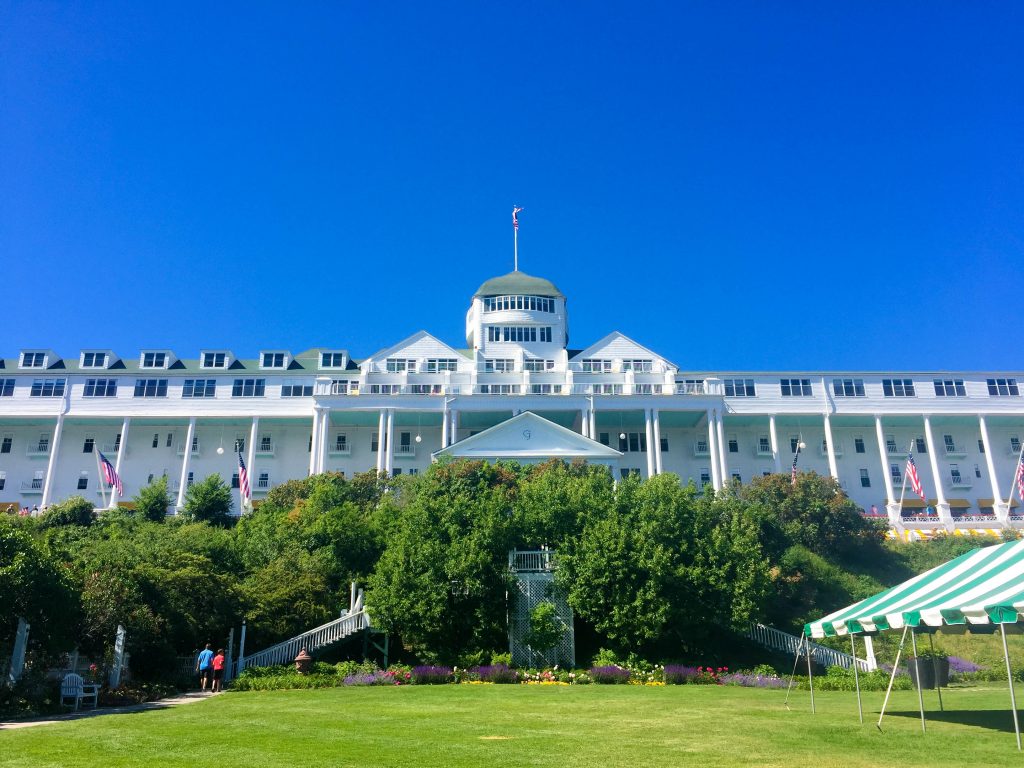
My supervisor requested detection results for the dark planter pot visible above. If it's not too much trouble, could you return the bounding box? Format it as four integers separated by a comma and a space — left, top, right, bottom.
908, 657, 949, 689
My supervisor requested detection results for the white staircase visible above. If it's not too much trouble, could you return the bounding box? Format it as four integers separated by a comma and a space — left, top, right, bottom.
239, 591, 371, 672
749, 622, 871, 672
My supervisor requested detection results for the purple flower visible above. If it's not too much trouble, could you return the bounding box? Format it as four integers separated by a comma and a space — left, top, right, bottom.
411, 665, 454, 685
473, 664, 519, 684
589, 665, 630, 684
948, 656, 984, 674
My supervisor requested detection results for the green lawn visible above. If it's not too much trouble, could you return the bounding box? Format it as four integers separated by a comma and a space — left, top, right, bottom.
3, 685, 1024, 767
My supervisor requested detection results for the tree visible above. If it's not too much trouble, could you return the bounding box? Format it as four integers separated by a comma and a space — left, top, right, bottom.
40, 495, 94, 527
525, 601, 565, 666
181, 474, 233, 526
133, 476, 171, 522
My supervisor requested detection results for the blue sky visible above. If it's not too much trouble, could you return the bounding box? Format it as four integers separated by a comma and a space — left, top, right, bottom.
2, 2, 1021, 370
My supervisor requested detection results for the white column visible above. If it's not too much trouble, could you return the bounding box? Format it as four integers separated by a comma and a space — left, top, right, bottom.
376, 409, 387, 473
923, 416, 950, 527
716, 411, 729, 484
652, 409, 663, 475
979, 416, 1007, 522
308, 410, 320, 475
449, 409, 458, 446
248, 416, 259, 481
176, 417, 196, 511
589, 408, 597, 440
317, 408, 330, 473
41, 414, 65, 507
441, 402, 450, 448
769, 416, 781, 473
384, 408, 396, 476
581, 409, 590, 439
823, 413, 839, 480
113, 417, 130, 490
875, 416, 897, 523
707, 410, 722, 491
644, 409, 656, 478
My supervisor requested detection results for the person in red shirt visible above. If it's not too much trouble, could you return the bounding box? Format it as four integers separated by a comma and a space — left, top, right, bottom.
211, 649, 226, 692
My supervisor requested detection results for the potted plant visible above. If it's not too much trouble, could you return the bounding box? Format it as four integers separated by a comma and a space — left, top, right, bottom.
907, 650, 949, 689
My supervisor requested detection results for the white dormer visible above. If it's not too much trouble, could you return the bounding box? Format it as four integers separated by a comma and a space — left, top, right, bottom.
259, 350, 290, 370
362, 331, 465, 374
569, 332, 676, 374
319, 350, 348, 370
140, 350, 173, 369
80, 350, 115, 369
199, 350, 233, 369
19, 350, 54, 369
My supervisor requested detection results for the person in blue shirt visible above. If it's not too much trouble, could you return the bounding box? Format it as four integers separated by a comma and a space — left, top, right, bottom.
195, 643, 215, 691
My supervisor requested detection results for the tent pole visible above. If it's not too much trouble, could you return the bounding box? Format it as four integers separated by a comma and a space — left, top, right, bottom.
910, 628, 926, 733
1000, 622, 1022, 752
784, 633, 804, 708
851, 633, 863, 724
928, 632, 943, 712
806, 634, 815, 714
878, 625, 909, 730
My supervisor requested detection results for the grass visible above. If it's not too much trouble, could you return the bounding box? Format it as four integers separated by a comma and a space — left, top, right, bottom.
3, 684, 1024, 767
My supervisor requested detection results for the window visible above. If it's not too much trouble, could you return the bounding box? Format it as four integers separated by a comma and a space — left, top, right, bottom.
622, 359, 653, 372
592, 384, 623, 395
854, 437, 865, 454
83, 437, 94, 454
134, 379, 168, 398
950, 464, 963, 485
780, 378, 812, 397
321, 352, 345, 368
484, 359, 515, 373
182, 379, 216, 398
976, 464, 982, 479
620, 468, 641, 479
21, 352, 45, 368
369, 384, 401, 395
723, 379, 756, 397
30, 379, 66, 397
529, 384, 562, 394
425, 358, 458, 372
1, 435, 11, 454
728, 436, 738, 453
886, 436, 897, 454
618, 432, 648, 453
524, 359, 555, 372
695, 438, 709, 454
0, 379, 13, 397
934, 379, 966, 397
483, 295, 555, 313
581, 359, 612, 373
731, 473, 742, 484
832, 378, 865, 397
634, 384, 662, 395
371, 433, 379, 452
758, 436, 771, 454
330, 379, 349, 395
479, 384, 516, 394
1012, 437, 1021, 453
410, 384, 442, 395
486, 326, 546, 343
152, 433, 159, 448
231, 473, 240, 489
202, 352, 227, 368
978, 439, 985, 454
988, 378, 1020, 397
540, 327, 552, 343
34, 435, 49, 453
141, 352, 167, 368
890, 464, 903, 486
261, 352, 285, 368
281, 383, 313, 397
81, 352, 107, 368
386, 358, 416, 373
882, 378, 916, 397
0, 472, 5, 491
260, 435, 273, 452
915, 437, 927, 454
187, 471, 194, 488
167, 433, 173, 447
77, 474, 89, 490
660, 437, 669, 453
860, 469, 871, 488
408, 468, 419, 475
232, 378, 266, 397
334, 434, 348, 451
790, 436, 800, 452
700, 469, 711, 487
113, 433, 121, 451
943, 434, 957, 453
678, 379, 705, 394
84, 378, 118, 397
598, 432, 610, 446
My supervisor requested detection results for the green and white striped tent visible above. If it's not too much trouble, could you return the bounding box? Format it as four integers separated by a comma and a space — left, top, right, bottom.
805, 538, 1024, 639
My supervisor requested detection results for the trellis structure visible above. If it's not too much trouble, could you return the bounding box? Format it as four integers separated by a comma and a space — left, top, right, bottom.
508, 550, 575, 668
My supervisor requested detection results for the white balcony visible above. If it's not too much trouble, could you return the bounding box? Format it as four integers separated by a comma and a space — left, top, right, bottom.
943, 444, 967, 458
20, 479, 44, 493
100, 443, 124, 455
675, 383, 707, 395
255, 443, 275, 457
755, 443, 773, 457
819, 443, 844, 458
176, 442, 201, 456
26, 445, 50, 458
693, 441, 710, 458
949, 474, 973, 490
328, 443, 351, 456
394, 444, 417, 458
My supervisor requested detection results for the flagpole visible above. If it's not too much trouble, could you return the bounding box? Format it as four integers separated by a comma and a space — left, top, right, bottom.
896, 440, 913, 522
513, 218, 519, 272
94, 450, 108, 510
1003, 442, 1024, 522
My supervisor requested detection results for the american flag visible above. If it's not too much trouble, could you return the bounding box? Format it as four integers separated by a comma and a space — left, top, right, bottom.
791, 443, 802, 486
512, 206, 523, 230
238, 452, 251, 506
1015, 454, 1024, 503
98, 451, 123, 496
906, 453, 927, 502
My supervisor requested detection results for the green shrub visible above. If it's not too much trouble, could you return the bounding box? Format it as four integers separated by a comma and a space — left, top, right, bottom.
41, 496, 94, 528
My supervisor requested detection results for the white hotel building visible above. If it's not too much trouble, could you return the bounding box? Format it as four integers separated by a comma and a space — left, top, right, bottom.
1, 270, 1022, 537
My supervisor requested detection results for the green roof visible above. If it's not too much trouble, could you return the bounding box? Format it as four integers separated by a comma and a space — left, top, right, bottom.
474, 271, 564, 299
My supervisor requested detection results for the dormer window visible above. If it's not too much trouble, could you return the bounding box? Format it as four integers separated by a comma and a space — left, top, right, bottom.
386, 359, 416, 373
201, 352, 228, 369
81, 352, 107, 368
20, 352, 46, 368
321, 352, 346, 369
621, 359, 653, 372
141, 352, 168, 369
261, 352, 286, 369
581, 359, 612, 373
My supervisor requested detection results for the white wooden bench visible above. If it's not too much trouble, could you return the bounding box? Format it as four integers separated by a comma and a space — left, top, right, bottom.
60, 673, 99, 711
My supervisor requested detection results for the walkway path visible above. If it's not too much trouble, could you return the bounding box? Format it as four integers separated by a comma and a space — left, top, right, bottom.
0, 690, 217, 730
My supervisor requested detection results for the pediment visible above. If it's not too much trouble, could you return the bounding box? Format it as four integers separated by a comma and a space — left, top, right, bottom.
570, 331, 676, 370
363, 331, 465, 371
435, 412, 622, 460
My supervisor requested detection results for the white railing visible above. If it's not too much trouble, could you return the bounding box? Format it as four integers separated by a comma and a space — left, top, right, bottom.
329, 443, 351, 455
176, 443, 201, 456
26, 445, 50, 457
748, 623, 870, 672
944, 444, 966, 457
675, 383, 707, 395
509, 550, 558, 573
256, 443, 275, 456
394, 444, 416, 457
239, 604, 370, 672
949, 475, 972, 489
100, 443, 121, 454
21, 479, 44, 492
693, 441, 710, 457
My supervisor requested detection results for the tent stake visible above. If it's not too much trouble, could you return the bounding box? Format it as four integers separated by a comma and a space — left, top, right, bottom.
851, 633, 863, 724
806, 634, 815, 714
928, 632, 943, 712
878, 625, 909, 730
910, 628, 926, 733
1000, 623, 1022, 752
784, 633, 803, 709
